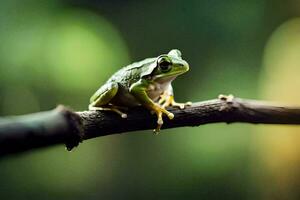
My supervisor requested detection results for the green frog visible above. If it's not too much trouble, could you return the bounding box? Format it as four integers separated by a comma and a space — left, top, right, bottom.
89, 49, 191, 132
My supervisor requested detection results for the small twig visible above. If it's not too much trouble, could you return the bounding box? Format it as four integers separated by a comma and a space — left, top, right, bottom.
1, 95, 300, 157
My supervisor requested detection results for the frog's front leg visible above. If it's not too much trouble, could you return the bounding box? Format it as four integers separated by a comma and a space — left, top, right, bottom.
159, 85, 192, 109
130, 80, 174, 133
88, 82, 127, 118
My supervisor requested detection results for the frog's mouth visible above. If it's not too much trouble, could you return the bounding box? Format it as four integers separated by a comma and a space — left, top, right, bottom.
154, 75, 177, 84
152, 70, 186, 82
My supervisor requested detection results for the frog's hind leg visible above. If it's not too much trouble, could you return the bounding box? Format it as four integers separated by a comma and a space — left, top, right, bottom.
88, 83, 128, 118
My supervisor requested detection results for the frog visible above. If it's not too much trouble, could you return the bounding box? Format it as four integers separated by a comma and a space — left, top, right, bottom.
89, 49, 191, 133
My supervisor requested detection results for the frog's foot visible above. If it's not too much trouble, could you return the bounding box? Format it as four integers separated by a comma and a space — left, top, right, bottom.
151, 105, 174, 134
88, 105, 127, 118
159, 94, 192, 109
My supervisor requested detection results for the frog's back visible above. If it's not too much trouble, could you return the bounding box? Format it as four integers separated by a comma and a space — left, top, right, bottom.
90, 57, 157, 106
108, 57, 156, 87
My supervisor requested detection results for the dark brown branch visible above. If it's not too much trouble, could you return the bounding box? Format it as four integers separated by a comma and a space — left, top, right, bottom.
1, 96, 300, 157
0, 106, 82, 157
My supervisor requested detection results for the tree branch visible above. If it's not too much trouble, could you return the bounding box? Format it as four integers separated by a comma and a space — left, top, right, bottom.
1, 95, 300, 157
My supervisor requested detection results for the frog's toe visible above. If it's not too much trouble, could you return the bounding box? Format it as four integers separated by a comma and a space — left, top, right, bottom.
167, 112, 174, 119
218, 94, 234, 102
161, 108, 174, 120
90, 105, 128, 119
153, 112, 163, 134
186, 101, 192, 106
178, 103, 185, 109
157, 118, 163, 125
172, 101, 192, 109
156, 111, 164, 124
153, 124, 162, 134
108, 107, 127, 118
172, 102, 185, 109
161, 102, 170, 109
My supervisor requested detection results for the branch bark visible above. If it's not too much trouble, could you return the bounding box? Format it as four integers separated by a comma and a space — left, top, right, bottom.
1, 95, 300, 157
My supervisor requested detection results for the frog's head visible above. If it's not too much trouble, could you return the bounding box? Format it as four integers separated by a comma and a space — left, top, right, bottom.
144, 49, 189, 82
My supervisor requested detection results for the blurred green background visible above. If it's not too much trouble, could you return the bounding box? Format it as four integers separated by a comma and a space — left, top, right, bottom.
1, 0, 300, 199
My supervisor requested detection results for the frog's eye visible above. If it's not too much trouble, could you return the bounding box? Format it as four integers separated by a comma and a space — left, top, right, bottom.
157, 57, 172, 72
